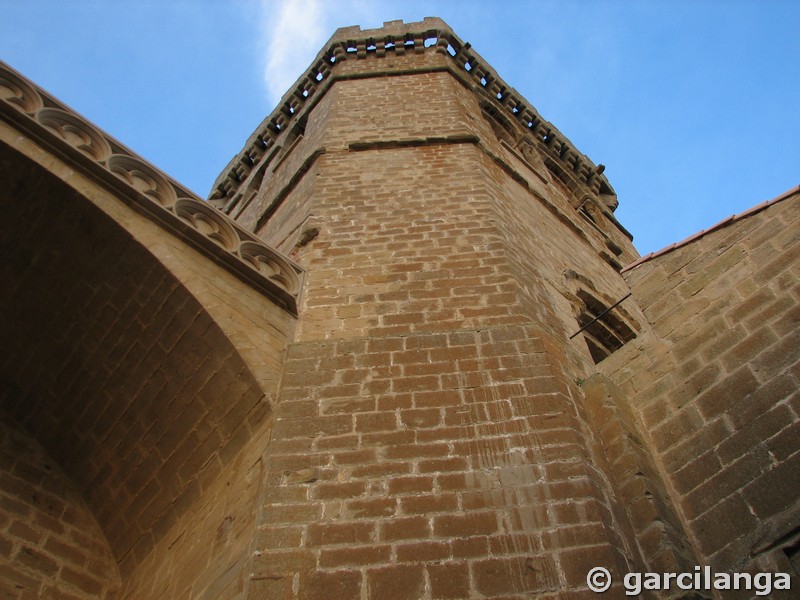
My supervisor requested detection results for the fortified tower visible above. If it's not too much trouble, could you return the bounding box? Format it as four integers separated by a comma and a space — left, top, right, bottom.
211, 18, 696, 598
2, 16, 797, 600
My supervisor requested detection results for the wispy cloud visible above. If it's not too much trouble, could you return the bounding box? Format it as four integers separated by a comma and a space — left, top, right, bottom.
259, 0, 381, 107
261, 0, 329, 107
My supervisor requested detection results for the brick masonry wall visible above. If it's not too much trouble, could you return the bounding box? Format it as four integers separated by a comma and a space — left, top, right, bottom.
118, 408, 273, 600
236, 59, 665, 597
0, 412, 119, 599
226, 74, 335, 245
233, 56, 479, 254
294, 143, 525, 341
240, 53, 644, 354
250, 327, 639, 599
601, 192, 800, 589
1, 140, 296, 597
468, 111, 698, 578
578, 375, 699, 577
0, 153, 266, 570
472, 130, 642, 361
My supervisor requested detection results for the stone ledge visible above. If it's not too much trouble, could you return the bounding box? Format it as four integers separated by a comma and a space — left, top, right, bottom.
0, 60, 304, 314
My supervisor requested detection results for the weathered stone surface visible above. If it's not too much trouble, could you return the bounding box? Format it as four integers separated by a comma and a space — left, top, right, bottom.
1, 15, 798, 600
604, 185, 800, 583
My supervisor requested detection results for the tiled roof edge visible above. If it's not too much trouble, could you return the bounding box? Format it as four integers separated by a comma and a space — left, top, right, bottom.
621, 184, 800, 273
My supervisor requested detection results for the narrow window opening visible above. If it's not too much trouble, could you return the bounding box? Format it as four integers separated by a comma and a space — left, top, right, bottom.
481, 103, 516, 145
574, 289, 637, 363
784, 535, 800, 576
584, 337, 608, 364
780, 527, 800, 575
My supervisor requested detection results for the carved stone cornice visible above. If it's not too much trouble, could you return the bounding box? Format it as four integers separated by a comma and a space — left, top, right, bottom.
211, 17, 616, 211
0, 61, 303, 314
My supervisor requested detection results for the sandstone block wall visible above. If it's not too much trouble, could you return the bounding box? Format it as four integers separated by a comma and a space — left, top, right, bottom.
0, 413, 119, 599
601, 191, 800, 592
3, 17, 797, 600
229, 24, 685, 596
1, 104, 299, 598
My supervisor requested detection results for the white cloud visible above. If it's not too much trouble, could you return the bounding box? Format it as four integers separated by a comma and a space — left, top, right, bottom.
259, 0, 383, 107
262, 0, 329, 107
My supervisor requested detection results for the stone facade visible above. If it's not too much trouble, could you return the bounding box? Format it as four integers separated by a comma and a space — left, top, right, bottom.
601, 190, 800, 588
0, 17, 797, 600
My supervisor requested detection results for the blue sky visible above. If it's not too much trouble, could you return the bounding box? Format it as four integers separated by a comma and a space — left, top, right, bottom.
1, 0, 798, 255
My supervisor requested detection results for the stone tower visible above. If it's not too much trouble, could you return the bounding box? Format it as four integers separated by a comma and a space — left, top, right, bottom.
1, 16, 797, 600
209, 17, 697, 598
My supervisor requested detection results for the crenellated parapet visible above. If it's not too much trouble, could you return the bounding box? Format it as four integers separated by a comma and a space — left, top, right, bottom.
210, 17, 617, 217
0, 61, 303, 313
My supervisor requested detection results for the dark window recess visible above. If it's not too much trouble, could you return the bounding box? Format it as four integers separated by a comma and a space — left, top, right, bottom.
575, 289, 637, 363
481, 103, 517, 145
784, 537, 800, 576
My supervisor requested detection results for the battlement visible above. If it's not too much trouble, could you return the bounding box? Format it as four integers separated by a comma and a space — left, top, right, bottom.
210, 18, 616, 213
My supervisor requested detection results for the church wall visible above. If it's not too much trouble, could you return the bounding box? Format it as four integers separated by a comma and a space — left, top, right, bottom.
1, 122, 299, 597
226, 80, 334, 242
601, 192, 800, 590
5, 16, 797, 599
118, 410, 272, 600
472, 142, 639, 358
291, 143, 525, 341
471, 138, 699, 576
240, 61, 651, 597
0, 413, 119, 599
